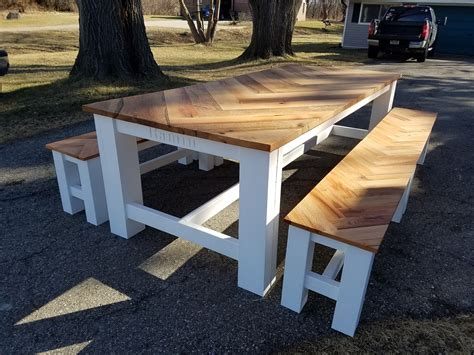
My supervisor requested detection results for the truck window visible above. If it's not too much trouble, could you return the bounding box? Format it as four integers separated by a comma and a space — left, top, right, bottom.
383, 7, 432, 22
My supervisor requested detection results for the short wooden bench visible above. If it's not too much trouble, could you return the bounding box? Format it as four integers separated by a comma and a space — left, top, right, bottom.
46, 132, 222, 226
280, 107, 437, 336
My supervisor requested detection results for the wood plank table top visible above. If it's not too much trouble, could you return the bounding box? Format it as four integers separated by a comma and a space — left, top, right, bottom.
284, 108, 437, 253
83, 65, 401, 152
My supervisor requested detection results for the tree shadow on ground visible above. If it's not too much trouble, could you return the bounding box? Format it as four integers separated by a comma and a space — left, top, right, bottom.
0, 73, 200, 145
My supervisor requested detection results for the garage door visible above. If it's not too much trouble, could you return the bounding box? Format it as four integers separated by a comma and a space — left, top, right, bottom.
431, 6, 474, 56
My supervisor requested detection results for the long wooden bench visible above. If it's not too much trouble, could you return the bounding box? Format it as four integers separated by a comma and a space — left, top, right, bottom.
280, 107, 437, 336
46, 132, 222, 226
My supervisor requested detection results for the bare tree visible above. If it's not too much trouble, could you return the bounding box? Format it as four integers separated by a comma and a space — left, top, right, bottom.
239, 0, 303, 60
179, 0, 221, 44
71, 0, 164, 79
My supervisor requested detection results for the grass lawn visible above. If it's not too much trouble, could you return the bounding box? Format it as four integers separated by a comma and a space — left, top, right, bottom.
0, 11, 78, 28
0, 19, 366, 144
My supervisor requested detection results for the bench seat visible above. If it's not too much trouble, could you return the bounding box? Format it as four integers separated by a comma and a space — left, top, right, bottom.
281, 107, 437, 336
284, 107, 437, 253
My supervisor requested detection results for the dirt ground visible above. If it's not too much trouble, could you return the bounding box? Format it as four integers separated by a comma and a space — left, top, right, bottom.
1, 57, 473, 353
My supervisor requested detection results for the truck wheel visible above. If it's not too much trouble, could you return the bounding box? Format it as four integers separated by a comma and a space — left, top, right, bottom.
417, 49, 428, 62
368, 46, 379, 59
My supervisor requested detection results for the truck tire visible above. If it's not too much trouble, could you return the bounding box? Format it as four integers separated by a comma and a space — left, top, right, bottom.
368, 45, 379, 59
417, 49, 428, 62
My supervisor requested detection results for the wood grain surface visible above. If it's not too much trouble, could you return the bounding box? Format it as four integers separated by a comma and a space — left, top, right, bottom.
284, 108, 437, 253
46, 132, 146, 161
83, 65, 401, 151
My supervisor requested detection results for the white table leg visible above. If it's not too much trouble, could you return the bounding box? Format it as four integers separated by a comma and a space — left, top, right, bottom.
238, 148, 283, 296
95, 115, 145, 238
369, 81, 397, 131
332, 246, 374, 336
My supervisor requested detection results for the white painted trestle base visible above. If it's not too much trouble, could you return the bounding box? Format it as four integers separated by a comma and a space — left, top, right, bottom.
280, 227, 375, 337
92, 80, 397, 297
51, 140, 199, 226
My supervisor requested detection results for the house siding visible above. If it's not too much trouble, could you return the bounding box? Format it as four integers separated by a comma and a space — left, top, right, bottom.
342, 2, 370, 48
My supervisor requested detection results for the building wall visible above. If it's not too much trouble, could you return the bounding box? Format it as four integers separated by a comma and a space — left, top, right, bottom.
342, 2, 370, 48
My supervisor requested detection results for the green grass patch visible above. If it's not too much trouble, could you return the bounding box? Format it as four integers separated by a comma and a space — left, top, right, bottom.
0, 11, 78, 28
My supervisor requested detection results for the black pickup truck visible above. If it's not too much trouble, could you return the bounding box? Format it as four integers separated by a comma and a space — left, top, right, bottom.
368, 5, 438, 62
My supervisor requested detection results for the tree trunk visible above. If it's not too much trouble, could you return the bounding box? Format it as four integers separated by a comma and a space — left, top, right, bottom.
71, 0, 164, 80
341, 0, 348, 21
179, 0, 221, 45
239, 0, 303, 60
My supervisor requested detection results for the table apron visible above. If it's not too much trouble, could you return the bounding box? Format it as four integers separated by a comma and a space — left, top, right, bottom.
281, 84, 391, 155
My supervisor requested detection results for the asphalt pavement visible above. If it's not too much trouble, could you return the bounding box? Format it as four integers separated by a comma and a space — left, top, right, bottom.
0, 57, 473, 353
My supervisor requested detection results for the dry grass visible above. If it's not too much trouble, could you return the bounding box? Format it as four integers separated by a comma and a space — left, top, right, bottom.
0, 11, 78, 27
0, 20, 366, 143
283, 314, 474, 353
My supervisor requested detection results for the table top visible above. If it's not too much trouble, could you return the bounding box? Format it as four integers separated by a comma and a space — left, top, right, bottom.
83, 65, 401, 152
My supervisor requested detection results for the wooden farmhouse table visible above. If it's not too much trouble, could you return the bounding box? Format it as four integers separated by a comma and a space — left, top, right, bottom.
83, 64, 401, 296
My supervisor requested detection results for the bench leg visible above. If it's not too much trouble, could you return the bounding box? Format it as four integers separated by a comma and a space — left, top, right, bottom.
332, 245, 374, 337
198, 153, 215, 171
369, 81, 396, 131
52, 151, 84, 215
78, 158, 108, 226
417, 138, 429, 165
392, 173, 414, 223
214, 156, 224, 167
178, 153, 194, 166
281, 226, 315, 312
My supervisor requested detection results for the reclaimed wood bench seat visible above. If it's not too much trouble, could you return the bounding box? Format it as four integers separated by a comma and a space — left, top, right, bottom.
46, 131, 208, 226
280, 107, 437, 336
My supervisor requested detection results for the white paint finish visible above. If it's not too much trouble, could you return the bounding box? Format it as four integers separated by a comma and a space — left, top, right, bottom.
311, 233, 348, 252
282, 136, 318, 167
323, 250, 345, 279
182, 183, 240, 225
331, 245, 374, 337
78, 158, 108, 226
69, 185, 83, 200
418, 138, 429, 165
94, 115, 145, 238
281, 226, 314, 312
238, 147, 284, 296
115, 119, 243, 161
126, 203, 239, 260
198, 153, 215, 171
332, 125, 368, 140
281, 84, 391, 155
139, 149, 192, 174
392, 172, 414, 223
214, 156, 224, 166
304, 272, 340, 301
137, 140, 159, 151
316, 125, 334, 144
178, 154, 194, 165
52, 151, 84, 214
369, 81, 397, 131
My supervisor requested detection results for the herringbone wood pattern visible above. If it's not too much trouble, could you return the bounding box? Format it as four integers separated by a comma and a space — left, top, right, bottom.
83, 65, 400, 152
46, 132, 147, 161
46, 132, 100, 161
284, 108, 437, 253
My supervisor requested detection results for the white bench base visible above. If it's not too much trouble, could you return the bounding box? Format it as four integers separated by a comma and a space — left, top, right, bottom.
51, 142, 222, 226
281, 167, 418, 336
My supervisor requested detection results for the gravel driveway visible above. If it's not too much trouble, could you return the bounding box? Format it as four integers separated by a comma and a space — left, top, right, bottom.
1, 57, 473, 353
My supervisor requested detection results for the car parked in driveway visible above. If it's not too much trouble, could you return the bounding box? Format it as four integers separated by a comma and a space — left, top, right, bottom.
368, 5, 438, 62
